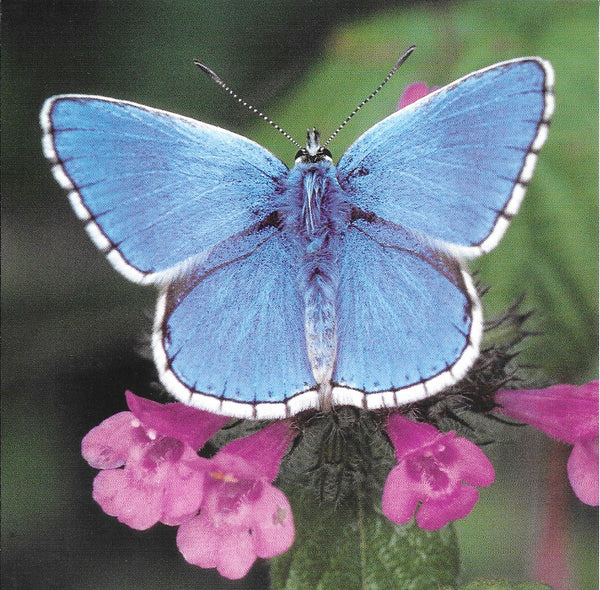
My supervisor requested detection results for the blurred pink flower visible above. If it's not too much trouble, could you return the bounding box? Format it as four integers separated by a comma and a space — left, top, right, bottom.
397, 82, 435, 109
176, 420, 296, 579
81, 391, 229, 529
382, 413, 495, 530
496, 381, 599, 506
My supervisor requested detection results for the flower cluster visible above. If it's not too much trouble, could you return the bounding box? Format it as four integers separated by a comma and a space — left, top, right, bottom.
81, 385, 598, 579
82, 391, 296, 579
82, 390, 501, 579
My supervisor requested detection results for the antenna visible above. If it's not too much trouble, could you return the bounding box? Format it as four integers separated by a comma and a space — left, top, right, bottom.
322, 45, 416, 148
193, 60, 302, 149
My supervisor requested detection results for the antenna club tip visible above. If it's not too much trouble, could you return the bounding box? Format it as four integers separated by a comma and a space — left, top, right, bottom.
193, 60, 222, 83
394, 45, 417, 68
193, 59, 302, 149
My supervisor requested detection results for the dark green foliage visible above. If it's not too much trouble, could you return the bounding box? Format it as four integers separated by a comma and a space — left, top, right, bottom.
459, 581, 553, 590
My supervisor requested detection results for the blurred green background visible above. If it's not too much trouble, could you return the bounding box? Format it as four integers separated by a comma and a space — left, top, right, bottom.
2, 1, 597, 589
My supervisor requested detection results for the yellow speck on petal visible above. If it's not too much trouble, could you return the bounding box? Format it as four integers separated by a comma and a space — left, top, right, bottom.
210, 470, 238, 483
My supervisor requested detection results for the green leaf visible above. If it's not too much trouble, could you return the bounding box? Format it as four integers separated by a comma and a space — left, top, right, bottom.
270, 491, 459, 590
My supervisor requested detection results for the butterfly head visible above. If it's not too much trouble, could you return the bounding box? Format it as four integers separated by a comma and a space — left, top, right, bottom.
295, 128, 333, 164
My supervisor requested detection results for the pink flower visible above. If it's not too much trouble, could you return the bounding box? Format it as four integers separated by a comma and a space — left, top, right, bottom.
382, 414, 495, 530
397, 82, 435, 110
176, 420, 296, 579
81, 391, 229, 529
495, 381, 599, 506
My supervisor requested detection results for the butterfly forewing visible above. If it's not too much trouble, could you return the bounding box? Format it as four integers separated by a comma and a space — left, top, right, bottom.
337, 58, 554, 257
41, 95, 287, 283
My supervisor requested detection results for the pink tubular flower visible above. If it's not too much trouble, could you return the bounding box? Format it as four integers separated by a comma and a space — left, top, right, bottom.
176, 420, 297, 579
495, 381, 599, 506
397, 82, 435, 110
81, 391, 229, 530
382, 413, 495, 530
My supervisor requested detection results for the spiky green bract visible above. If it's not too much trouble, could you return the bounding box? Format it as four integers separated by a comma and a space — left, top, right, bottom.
278, 407, 394, 505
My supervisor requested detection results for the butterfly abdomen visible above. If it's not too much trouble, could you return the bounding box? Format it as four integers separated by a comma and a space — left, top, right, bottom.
304, 269, 337, 390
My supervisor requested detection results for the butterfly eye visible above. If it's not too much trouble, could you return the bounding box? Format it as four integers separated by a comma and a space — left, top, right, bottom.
321, 148, 333, 159
295, 149, 306, 160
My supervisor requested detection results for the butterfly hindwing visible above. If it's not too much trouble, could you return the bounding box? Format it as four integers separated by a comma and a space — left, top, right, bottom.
331, 219, 482, 409
337, 58, 554, 256
153, 227, 318, 419
41, 95, 287, 283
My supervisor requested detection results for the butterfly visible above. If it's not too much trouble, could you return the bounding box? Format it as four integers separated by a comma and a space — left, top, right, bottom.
41, 51, 554, 419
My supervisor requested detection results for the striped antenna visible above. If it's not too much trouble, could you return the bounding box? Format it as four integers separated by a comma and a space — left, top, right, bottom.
322, 45, 416, 148
194, 60, 302, 149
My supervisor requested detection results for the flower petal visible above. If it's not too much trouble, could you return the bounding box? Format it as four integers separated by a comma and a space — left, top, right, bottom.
386, 413, 440, 459
567, 436, 599, 506
215, 420, 297, 481
92, 469, 162, 530
495, 381, 599, 444
176, 513, 257, 580
176, 513, 220, 569
160, 452, 208, 525
416, 484, 479, 530
448, 436, 495, 486
125, 390, 230, 449
382, 464, 422, 524
251, 484, 295, 558
213, 420, 298, 481
217, 528, 257, 579
397, 82, 432, 109
81, 411, 138, 469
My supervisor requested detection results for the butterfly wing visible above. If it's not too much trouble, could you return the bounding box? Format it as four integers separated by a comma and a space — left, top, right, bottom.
41, 95, 287, 283
331, 219, 482, 409
337, 58, 554, 256
153, 226, 318, 419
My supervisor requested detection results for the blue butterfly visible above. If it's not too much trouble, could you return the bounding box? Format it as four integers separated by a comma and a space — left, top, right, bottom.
41, 53, 554, 419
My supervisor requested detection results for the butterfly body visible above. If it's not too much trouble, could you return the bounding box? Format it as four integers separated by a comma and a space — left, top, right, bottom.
41, 57, 554, 418
281, 148, 346, 395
